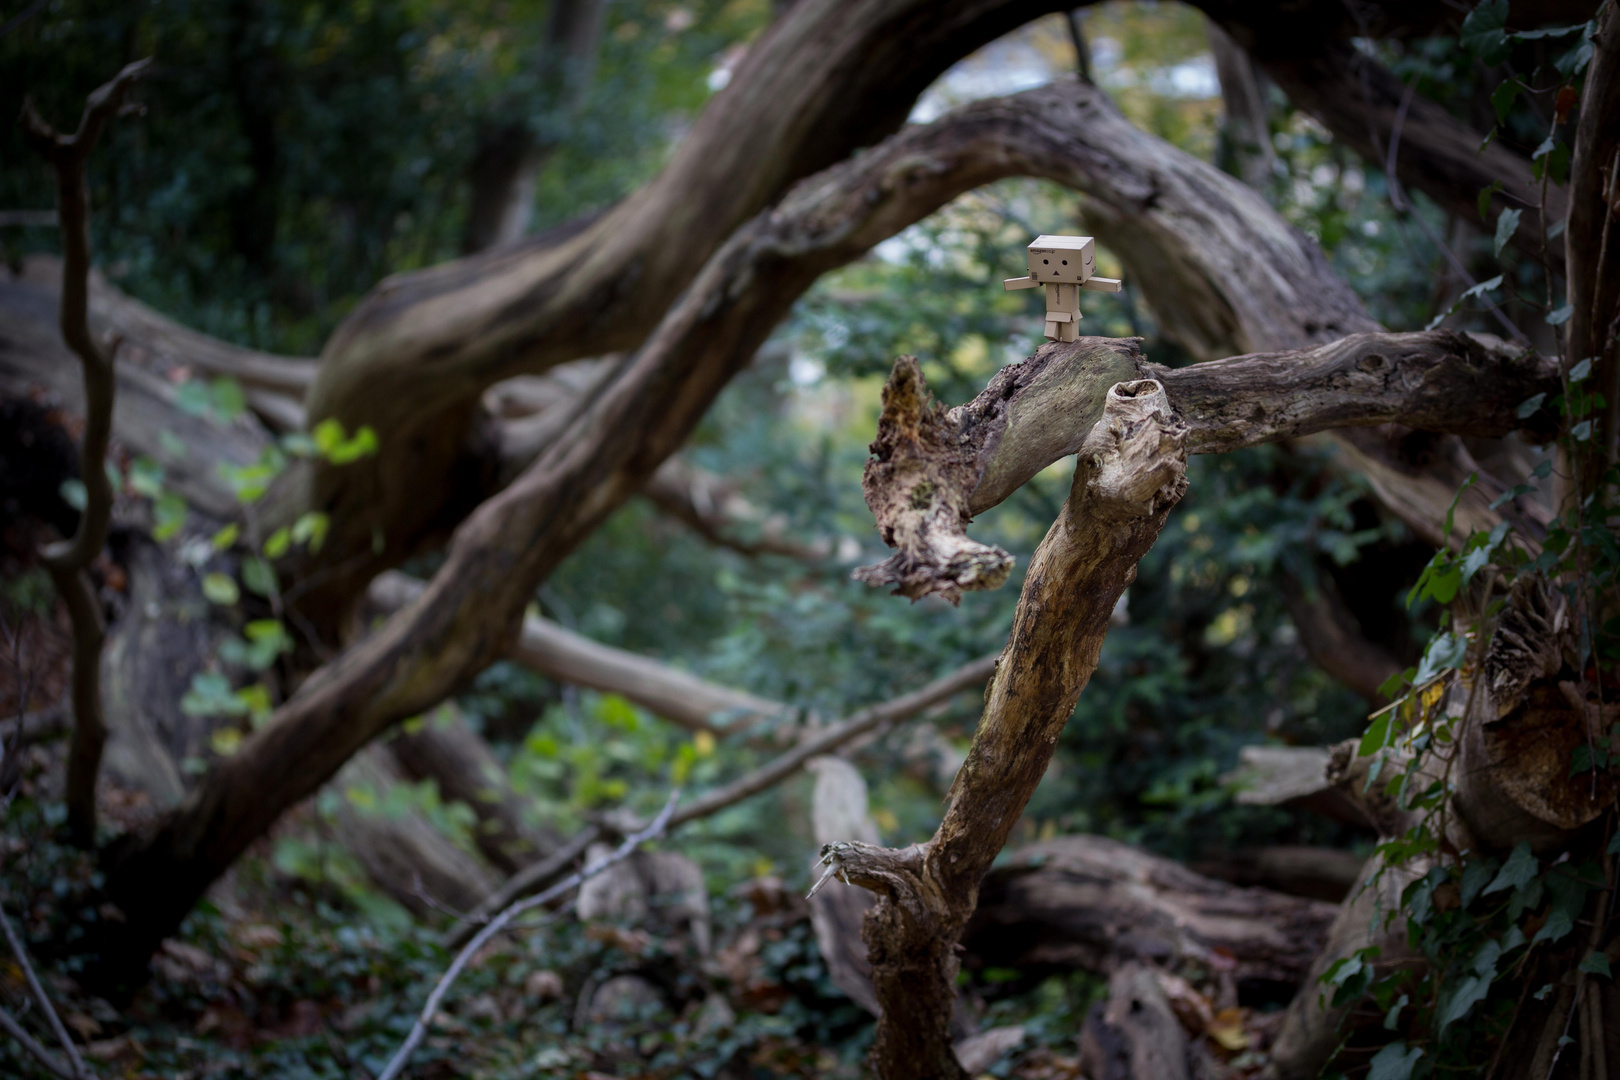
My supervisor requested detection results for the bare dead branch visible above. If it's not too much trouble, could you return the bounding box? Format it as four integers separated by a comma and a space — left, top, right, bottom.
18, 56, 151, 847
377, 791, 679, 1080
855, 332, 1557, 600
641, 458, 836, 561
369, 571, 786, 735
827, 378, 1188, 1080
0, 1006, 78, 1080
1, 900, 88, 1079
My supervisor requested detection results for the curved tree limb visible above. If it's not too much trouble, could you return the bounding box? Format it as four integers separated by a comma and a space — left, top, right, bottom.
92, 78, 1250, 984
286, 0, 1076, 628
17, 57, 151, 846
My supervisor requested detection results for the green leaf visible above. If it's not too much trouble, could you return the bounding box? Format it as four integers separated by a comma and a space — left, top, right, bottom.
210, 377, 247, 420
1484, 842, 1536, 894
1490, 80, 1521, 122
1477, 180, 1503, 220
264, 527, 291, 560
1569, 357, 1593, 382
1546, 305, 1573, 326
1461, 857, 1499, 907
1368, 1040, 1424, 1080
1513, 24, 1584, 40
181, 671, 249, 718
1579, 952, 1611, 978
130, 456, 165, 498
1493, 207, 1522, 257
1533, 905, 1574, 945
291, 511, 330, 552
175, 380, 212, 417
1556, 37, 1594, 78
1608, 832, 1620, 855
153, 493, 187, 541
211, 523, 240, 550
1444, 473, 1477, 539
202, 572, 240, 606
1426, 277, 1504, 331
1518, 393, 1547, 419
1360, 713, 1394, 757
241, 557, 277, 598
1438, 974, 1491, 1031
59, 478, 87, 511
1461, 0, 1511, 64
1572, 420, 1593, 441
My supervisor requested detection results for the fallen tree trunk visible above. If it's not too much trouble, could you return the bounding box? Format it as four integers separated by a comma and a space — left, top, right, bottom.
963, 835, 1339, 990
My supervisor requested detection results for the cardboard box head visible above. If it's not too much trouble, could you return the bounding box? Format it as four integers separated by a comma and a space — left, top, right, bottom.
1026, 235, 1095, 284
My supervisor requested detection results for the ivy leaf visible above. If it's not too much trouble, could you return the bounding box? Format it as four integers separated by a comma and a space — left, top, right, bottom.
1461, 0, 1511, 64
1461, 857, 1500, 907
1546, 305, 1573, 326
153, 493, 188, 541
1426, 277, 1503, 330
1368, 1040, 1424, 1080
1438, 973, 1492, 1031
1484, 842, 1537, 894
1477, 180, 1503, 220
1579, 952, 1612, 978
1493, 207, 1522, 257
1569, 357, 1593, 382
1534, 906, 1575, 945
201, 572, 240, 606
59, 478, 88, 511
1556, 36, 1594, 78
1490, 80, 1520, 121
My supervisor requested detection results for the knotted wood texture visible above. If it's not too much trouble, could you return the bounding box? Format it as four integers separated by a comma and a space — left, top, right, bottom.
829, 373, 1188, 1080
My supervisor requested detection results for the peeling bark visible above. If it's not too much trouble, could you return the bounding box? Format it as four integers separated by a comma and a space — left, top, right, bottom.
963, 836, 1338, 988
826, 378, 1188, 1080
855, 332, 1558, 600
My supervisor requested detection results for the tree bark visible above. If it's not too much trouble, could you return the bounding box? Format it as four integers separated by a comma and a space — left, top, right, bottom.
1565, 2, 1620, 497
286, 0, 1077, 629
461, 0, 608, 254
825, 375, 1189, 1080
963, 836, 1338, 988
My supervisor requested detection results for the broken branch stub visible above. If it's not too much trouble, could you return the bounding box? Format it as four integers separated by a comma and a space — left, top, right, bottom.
853, 339, 1146, 602
835, 377, 1188, 1080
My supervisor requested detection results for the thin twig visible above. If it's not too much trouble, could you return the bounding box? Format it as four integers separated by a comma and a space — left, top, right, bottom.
0, 900, 87, 1079
0, 1005, 76, 1080
446, 653, 997, 946
16, 56, 152, 847
376, 790, 680, 1080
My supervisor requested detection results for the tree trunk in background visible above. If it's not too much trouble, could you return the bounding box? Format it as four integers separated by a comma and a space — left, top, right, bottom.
1206, 19, 1275, 190
461, 0, 607, 254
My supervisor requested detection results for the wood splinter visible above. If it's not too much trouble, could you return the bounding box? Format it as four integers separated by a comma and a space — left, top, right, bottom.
1004, 234, 1123, 342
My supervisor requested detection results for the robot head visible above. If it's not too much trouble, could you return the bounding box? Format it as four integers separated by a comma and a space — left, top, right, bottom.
1026, 235, 1096, 284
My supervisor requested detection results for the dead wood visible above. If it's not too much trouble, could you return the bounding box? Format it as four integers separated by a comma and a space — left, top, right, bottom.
386, 706, 563, 876
1188, 845, 1367, 904
1565, 2, 1620, 496
18, 57, 151, 846
1077, 963, 1192, 1080
854, 333, 1557, 600
328, 747, 498, 918
963, 836, 1338, 990
369, 571, 787, 735
824, 379, 1188, 1080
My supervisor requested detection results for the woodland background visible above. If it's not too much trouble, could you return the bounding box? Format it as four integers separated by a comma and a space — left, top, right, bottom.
0, 1, 1605, 1078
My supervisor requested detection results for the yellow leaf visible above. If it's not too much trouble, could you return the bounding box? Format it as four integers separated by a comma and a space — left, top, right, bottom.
1206, 1007, 1248, 1051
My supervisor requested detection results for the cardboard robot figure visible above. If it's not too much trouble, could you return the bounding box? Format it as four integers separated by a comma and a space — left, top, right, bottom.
1003, 235, 1123, 342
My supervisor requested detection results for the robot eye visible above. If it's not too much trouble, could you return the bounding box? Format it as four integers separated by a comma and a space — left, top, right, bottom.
1042, 259, 1049, 264
1061, 260, 1067, 265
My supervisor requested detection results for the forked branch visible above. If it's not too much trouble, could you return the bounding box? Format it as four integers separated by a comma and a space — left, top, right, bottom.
17, 56, 151, 846
855, 331, 1558, 599
833, 377, 1188, 1080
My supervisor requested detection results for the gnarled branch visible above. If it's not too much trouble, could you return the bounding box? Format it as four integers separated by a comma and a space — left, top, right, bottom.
18, 56, 151, 846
